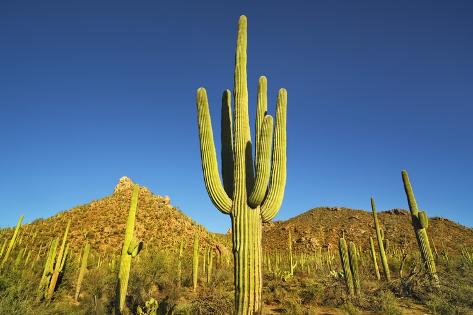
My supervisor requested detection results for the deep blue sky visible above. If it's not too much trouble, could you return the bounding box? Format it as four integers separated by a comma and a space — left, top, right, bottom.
1, 1, 472, 232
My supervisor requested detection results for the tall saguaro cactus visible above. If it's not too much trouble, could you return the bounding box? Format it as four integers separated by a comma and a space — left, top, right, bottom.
196, 15, 287, 314
117, 185, 143, 313
0, 215, 24, 269
401, 170, 438, 285
339, 237, 354, 296
46, 219, 71, 299
371, 197, 391, 281
369, 237, 381, 280
192, 233, 199, 292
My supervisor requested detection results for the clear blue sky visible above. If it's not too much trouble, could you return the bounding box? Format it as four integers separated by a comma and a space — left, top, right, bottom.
1, 1, 472, 232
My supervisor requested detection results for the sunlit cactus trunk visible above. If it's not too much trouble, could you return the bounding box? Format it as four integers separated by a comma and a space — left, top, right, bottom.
75, 242, 90, 301
0, 215, 24, 270
371, 197, 391, 281
401, 170, 439, 286
339, 237, 354, 296
117, 185, 143, 313
46, 219, 71, 299
369, 237, 381, 280
196, 16, 287, 314
192, 233, 199, 292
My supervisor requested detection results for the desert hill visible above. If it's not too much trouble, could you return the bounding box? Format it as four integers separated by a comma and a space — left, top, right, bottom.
0, 177, 229, 259
262, 206, 473, 255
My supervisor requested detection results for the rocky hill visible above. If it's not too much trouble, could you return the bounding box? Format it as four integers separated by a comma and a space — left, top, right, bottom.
0, 177, 229, 259
262, 206, 473, 255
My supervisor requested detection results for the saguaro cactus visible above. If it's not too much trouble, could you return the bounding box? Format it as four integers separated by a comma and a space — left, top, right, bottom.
401, 170, 438, 285
348, 241, 361, 296
192, 233, 199, 292
75, 242, 90, 301
196, 15, 287, 314
47, 219, 71, 299
288, 229, 297, 276
339, 237, 354, 296
369, 237, 381, 280
117, 185, 143, 313
177, 239, 185, 287
0, 215, 24, 269
371, 197, 391, 281
38, 238, 58, 299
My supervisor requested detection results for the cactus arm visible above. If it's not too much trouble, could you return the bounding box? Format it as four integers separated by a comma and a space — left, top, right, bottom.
371, 197, 391, 281
261, 89, 287, 222
248, 115, 273, 208
221, 89, 234, 198
255, 76, 268, 164
197, 88, 233, 214
402, 170, 419, 217
233, 15, 254, 198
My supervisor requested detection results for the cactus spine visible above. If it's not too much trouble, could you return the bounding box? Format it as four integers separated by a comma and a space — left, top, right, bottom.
369, 237, 381, 280
348, 241, 361, 296
192, 233, 199, 292
47, 219, 71, 299
196, 16, 287, 314
75, 242, 90, 301
401, 170, 438, 285
371, 197, 391, 281
339, 237, 354, 296
117, 185, 142, 313
0, 215, 24, 270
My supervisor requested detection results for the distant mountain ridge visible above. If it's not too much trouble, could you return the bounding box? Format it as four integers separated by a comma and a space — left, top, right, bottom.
1, 178, 471, 260
262, 206, 473, 255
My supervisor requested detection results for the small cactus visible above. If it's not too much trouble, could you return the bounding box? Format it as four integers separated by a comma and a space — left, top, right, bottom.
339, 237, 354, 296
46, 219, 71, 299
75, 242, 90, 301
369, 237, 381, 280
348, 241, 361, 296
0, 215, 24, 270
371, 197, 391, 281
193, 233, 199, 292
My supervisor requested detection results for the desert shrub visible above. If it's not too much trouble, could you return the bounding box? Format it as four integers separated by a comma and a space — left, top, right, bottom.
192, 287, 233, 315
374, 290, 402, 315
341, 301, 361, 315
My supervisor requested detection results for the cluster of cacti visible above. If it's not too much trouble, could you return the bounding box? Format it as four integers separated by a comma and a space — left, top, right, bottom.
401, 170, 439, 285
75, 241, 90, 301
196, 15, 287, 314
371, 197, 391, 281
0, 215, 24, 270
117, 185, 143, 313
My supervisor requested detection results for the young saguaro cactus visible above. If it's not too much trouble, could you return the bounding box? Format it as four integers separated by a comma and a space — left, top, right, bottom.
339, 237, 354, 296
177, 239, 185, 287
117, 185, 143, 313
288, 229, 297, 276
46, 219, 71, 299
348, 241, 361, 296
196, 15, 287, 314
38, 238, 59, 299
0, 215, 24, 270
75, 242, 90, 301
192, 233, 199, 292
401, 170, 438, 285
369, 237, 381, 280
371, 197, 391, 281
